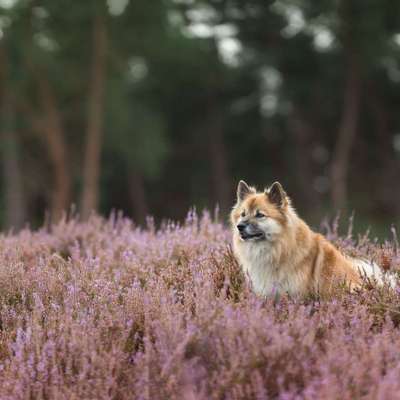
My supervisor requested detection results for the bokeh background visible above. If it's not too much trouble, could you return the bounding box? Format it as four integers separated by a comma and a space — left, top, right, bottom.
1, 0, 400, 235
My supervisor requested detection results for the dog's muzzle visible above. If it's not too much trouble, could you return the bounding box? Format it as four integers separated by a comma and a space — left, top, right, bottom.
237, 222, 265, 241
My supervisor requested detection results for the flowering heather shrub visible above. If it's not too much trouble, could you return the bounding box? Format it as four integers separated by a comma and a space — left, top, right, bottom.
0, 211, 399, 399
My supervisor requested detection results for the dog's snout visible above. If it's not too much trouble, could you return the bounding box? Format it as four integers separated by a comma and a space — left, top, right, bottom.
237, 223, 246, 232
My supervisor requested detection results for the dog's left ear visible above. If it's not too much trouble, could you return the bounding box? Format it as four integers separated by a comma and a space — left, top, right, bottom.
237, 180, 254, 202
266, 182, 287, 208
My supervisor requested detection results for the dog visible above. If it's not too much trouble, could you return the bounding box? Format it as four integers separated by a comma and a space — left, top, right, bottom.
231, 180, 393, 298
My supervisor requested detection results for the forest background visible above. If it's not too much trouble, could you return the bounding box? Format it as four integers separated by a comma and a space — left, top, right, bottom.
1, 0, 400, 237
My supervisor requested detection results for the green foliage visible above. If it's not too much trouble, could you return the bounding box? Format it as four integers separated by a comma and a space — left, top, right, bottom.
106, 90, 168, 179
0, 0, 400, 228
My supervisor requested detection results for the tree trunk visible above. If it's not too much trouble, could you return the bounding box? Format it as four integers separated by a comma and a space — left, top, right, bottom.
206, 100, 231, 216
1, 101, 26, 230
36, 76, 71, 221
81, 12, 108, 219
129, 171, 148, 225
288, 108, 317, 213
330, 51, 361, 210
367, 88, 400, 216
0, 44, 26, 230
330, 0, 363, 210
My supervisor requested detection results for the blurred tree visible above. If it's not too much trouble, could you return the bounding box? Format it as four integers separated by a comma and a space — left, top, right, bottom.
81, 5, 108, 219
0, 42, 26, 229
203, 0, 400, 215
102, 0, 170, 223
0, 0, 73, 222
0, 0, 399, 231
35, 74, 71, 221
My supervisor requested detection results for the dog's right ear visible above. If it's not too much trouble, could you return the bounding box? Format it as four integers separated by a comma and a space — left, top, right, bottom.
267, 181, 287, 208
237, 180, 254, 202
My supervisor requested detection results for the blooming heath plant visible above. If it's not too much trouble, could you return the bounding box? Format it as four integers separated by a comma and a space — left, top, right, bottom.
0, 211, 398, 399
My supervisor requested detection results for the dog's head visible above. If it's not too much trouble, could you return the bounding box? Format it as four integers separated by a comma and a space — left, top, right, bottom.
231, 180, 289, 242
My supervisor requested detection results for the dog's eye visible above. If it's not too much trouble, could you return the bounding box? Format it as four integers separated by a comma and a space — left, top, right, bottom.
241, 211, 246, 217
255, 211, 265, 218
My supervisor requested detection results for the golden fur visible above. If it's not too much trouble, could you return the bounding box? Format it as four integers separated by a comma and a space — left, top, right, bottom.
231, 180, 387, 298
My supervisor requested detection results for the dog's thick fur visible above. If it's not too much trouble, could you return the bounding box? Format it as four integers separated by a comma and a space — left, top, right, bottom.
231, 180, 390, 298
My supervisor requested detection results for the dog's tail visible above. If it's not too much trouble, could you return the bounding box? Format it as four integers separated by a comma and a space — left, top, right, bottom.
352, 258, 397, 288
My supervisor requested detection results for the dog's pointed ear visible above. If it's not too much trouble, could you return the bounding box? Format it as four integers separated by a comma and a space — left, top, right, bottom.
267, 182, 287, 207
237, 180, 254, 202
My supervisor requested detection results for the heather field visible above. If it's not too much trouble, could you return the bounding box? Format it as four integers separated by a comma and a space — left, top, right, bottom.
0, 211, 400, 399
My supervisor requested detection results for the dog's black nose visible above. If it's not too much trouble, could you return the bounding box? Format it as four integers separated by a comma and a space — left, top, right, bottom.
237, 223, 246, 232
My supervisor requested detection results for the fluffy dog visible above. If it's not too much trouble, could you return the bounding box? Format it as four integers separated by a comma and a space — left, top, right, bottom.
231, 180, 392, 297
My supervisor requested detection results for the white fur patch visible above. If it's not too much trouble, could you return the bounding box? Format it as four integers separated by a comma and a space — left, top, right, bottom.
238, 240, 304, 296
258, 217, 283, 241
352, 258, 397, 288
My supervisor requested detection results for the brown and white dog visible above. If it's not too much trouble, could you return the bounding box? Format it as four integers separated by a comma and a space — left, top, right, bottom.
231, 180, 393, 298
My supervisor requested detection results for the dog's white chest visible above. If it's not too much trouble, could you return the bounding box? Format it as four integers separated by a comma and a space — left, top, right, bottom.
238, 242, 302, 296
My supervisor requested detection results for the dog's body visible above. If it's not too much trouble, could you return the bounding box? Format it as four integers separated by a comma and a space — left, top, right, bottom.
231, 181, 390, 297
